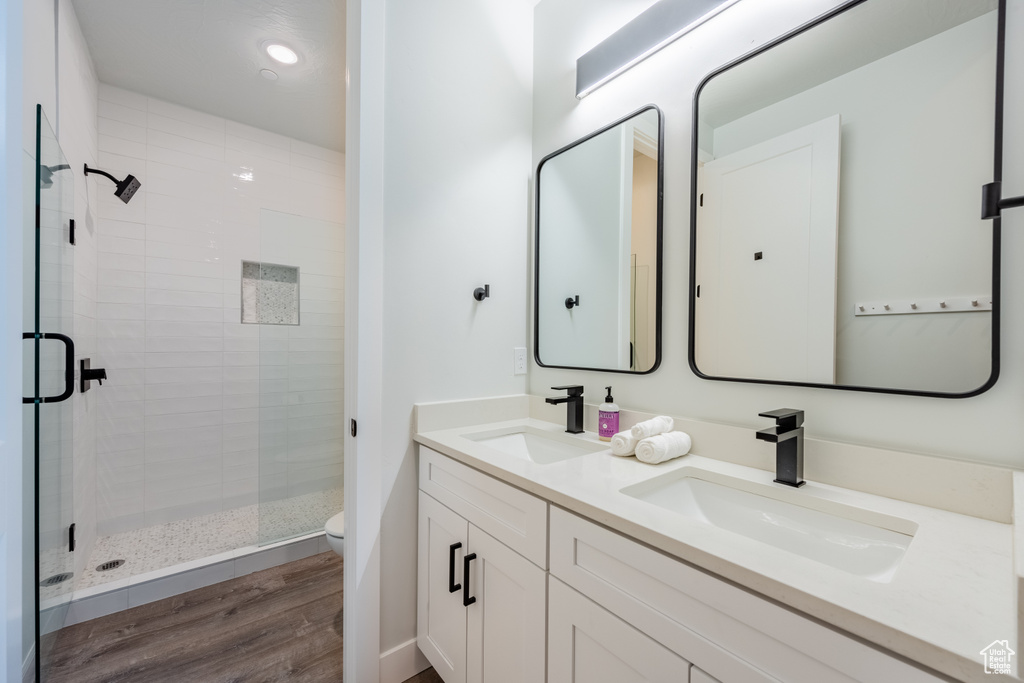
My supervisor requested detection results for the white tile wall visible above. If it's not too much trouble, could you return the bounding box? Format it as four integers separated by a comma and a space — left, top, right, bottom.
95, 84, 345, 536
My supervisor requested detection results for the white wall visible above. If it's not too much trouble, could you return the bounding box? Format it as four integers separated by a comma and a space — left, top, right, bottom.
377, 0, 533, 660
1, 0, 25, 677
710, 14, 995, 393
531, 0, 1024, 468
93, 85, 344, 536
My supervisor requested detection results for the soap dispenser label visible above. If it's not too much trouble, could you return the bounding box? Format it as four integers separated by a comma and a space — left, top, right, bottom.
599, 410, 619, 440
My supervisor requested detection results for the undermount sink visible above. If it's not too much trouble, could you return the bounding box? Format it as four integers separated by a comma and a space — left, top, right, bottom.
621, 469, 916, 582
463, 425, 606, 465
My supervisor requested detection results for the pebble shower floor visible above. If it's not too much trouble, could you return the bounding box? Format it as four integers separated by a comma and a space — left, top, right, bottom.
73, 487, 343, 591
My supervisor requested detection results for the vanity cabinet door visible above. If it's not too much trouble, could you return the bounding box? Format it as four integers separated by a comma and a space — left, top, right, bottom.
691, 668, 722, 683
466, 525, 546, 683
548, 576, 690, 683
418, 492, 469, 683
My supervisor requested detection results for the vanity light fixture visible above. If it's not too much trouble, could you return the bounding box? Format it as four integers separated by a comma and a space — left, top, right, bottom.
265, 42, 299, 65
576, 0, 740, 98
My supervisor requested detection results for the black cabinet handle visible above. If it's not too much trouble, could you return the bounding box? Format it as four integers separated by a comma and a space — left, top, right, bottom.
22, 332, 75, 404
448, 542, 462, 593
462, 553, 477, 607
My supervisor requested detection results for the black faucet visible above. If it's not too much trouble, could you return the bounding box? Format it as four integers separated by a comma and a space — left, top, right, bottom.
755, 409, 805, 488
546, 385, 584, 434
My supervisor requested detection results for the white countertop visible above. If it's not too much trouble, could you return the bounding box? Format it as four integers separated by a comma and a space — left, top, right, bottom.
415, 414, 1018, 683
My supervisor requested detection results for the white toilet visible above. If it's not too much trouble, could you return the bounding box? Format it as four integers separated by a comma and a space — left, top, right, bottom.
325, 511, 345, 556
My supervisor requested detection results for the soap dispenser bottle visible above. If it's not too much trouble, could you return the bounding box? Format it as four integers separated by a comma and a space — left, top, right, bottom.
598, 386, 619, 442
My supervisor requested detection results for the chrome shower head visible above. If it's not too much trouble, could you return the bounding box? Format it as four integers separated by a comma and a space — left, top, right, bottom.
83, 164, 142, 204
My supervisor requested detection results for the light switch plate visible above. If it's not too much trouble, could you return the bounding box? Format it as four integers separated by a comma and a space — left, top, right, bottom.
513, 347, 528, 375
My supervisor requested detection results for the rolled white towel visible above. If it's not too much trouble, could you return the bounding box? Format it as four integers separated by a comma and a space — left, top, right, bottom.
635, 431, 692, 465
610, 431, 639, 456
630, 415, 674, 440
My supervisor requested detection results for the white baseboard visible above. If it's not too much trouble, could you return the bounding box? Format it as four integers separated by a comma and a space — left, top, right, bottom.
22, 642, 34, 683
379, 637, 430, 683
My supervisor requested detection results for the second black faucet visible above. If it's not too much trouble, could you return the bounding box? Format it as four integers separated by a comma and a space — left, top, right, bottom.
755, 408, 805, 487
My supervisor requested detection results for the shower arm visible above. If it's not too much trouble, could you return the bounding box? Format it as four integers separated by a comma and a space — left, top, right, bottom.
83, 164, 120, 185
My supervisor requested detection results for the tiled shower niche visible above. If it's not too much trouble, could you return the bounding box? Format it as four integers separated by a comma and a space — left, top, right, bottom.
242, 261, 300, 325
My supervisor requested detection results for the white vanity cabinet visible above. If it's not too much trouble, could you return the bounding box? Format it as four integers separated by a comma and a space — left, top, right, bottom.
417, 448, 547, 683
690, 668, 723, 683
417, 446, 949, 683
549, 507, 946, 683
548, 574, 691, 682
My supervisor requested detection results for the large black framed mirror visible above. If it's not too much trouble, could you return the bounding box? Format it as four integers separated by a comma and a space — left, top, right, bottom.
535, 105, 664, 374
689, 0, 1003, 397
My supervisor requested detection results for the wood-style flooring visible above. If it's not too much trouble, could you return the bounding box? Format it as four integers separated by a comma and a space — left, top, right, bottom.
401, 667, 444, 683
46, 552, 444, 683
47, 550, 443, 683
48, 552, 344, 682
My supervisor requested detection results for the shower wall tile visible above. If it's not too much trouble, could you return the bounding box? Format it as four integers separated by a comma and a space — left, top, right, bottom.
98, 286, 146, 305
98, 83, 147, 111
98, 98, 148, 126
98, 134, 147, 160
98, 116, 145, 142
100, 218, 146, 240
147, 98, 226, 133
148, 113, 226, 147
147, 129, 225, 162
95, 85, 344, 536
225, 120, 291, 150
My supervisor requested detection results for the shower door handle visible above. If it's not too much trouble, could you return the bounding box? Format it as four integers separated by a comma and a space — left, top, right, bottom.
22, 332, 76, 404
448, 542, 462, 593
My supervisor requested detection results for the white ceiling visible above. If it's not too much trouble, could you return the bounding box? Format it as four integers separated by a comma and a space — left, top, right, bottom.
71, 0, 346, 151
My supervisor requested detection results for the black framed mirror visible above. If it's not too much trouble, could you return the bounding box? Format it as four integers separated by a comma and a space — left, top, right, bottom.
535, 105, 664, 374
689, 0, 1003, 397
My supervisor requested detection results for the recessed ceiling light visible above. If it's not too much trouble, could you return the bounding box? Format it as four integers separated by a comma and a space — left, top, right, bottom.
260, 68, 279, 81
266, 43, 298, 65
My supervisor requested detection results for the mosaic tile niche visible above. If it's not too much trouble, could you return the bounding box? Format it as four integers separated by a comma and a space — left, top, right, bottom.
242, 261, 300, 325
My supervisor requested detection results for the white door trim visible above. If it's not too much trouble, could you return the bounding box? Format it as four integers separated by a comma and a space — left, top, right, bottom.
345, 0, 384, 681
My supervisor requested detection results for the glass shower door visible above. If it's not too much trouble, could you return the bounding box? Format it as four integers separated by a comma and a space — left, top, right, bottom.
256, 209, 344, 546
25, 105, 76, 681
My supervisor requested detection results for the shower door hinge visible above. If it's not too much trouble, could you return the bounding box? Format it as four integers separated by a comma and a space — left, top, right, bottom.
69, 218, 76, 245
69, 523, 76, 552
350, 419, 357, 437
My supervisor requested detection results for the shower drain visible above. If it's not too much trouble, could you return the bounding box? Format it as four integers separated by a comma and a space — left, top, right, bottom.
96, 559, 126, 572
40, 572, 73, 587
